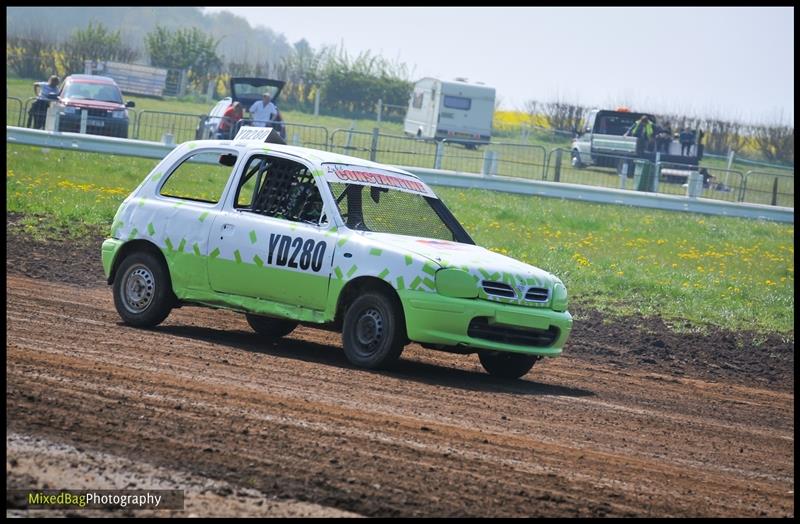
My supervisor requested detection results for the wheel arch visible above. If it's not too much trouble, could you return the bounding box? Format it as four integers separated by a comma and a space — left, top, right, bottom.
107, 239, 171, 287
334, 276, 407, 337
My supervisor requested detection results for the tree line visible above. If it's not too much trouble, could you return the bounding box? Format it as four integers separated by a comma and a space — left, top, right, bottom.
7, 23, 412, 119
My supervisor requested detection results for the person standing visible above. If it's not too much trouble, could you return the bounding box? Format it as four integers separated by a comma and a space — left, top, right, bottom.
679, 128, 694, 156
28, 75, 60, 129
248, 93, 278, 127
625, 115, 654, 155
655, 122, 672, 154
218, 101, 244, 139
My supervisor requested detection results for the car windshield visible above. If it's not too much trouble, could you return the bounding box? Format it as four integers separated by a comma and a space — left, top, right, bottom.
324, 163, 473, 242
63, 82, 123, 104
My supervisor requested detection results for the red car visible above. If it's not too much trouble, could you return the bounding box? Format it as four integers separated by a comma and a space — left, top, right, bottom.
54, 75, 135, 138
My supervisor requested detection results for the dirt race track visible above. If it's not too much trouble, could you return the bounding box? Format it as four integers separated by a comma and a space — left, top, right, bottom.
5, 230, 795, 517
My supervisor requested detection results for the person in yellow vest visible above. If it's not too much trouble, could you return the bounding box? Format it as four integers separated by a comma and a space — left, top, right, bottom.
625, 115, 654, 154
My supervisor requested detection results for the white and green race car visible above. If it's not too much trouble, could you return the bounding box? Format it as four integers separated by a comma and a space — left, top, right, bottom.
102, 127, 572, 378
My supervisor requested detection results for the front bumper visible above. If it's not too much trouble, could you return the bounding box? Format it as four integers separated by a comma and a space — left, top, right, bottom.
399, 290, 572, 357
58, 114, 129, 138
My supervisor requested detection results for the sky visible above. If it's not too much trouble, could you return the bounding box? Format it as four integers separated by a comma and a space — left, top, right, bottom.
203, 7, 794, 125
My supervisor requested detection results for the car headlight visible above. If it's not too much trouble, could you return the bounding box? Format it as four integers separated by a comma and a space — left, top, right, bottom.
435, 268, 478, 298
552, 282, 568, 312
111, 110, 126, 119
62, 106, 77, 115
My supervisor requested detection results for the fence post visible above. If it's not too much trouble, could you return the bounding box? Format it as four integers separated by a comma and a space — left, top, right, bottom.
314, 89, 320, 117
376, 99, 382, 123
482, 150, 497, 176
726, 149, 735, 187
79, 109, 88, 134
370, 127, 379, 162
619, 160, 628, 189
686, 171, 703, 198
654, 152, 661, 193
771, 177, 779, 206
434, 141, 444, 169
343, 122, 355, 154
553, 149, 562, 182
206, 79, 216, 103
739, 172, 749, 203
178, 70, 188, 97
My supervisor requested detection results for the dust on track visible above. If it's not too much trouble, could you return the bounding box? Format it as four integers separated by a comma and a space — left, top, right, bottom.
5, 219, 795, 517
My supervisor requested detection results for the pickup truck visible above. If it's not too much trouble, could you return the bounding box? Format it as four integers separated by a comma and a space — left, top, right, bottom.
571, 109, 705, 182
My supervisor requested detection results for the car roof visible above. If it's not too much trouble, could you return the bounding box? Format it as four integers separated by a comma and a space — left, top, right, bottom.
195, 140, 421, 180
65, 74, 118, 85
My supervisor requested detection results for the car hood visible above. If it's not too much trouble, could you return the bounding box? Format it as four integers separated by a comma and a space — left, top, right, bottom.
61, 98, 124, 111
361, 232, 557, 290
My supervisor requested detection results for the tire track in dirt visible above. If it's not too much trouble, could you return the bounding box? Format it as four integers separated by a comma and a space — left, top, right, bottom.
6, 274, 794, 517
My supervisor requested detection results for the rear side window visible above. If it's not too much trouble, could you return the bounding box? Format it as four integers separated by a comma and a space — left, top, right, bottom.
160, 151, 237, 204
443, 95, 471, 111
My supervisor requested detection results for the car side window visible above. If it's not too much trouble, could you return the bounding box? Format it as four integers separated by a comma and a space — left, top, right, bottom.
235, 154, 324, 225
160, 151, 237, 204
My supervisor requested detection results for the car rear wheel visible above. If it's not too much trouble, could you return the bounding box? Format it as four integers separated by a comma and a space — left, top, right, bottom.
245, 314, 297, 339
342, 292, 405, 369
113, 251, 173, 327
478, 351, 539, 379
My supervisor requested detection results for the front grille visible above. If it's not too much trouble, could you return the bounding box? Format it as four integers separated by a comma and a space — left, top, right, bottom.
524, 287, 549, 302
468, 317, 559, 348
481, 281, 516, 298
85, 108, 110, 118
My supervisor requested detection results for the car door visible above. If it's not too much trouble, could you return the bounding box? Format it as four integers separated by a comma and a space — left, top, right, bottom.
154, 147, 240, 292
207, 152, 335, 311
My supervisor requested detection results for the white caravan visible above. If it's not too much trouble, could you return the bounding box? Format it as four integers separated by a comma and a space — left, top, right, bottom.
404, 78, 495, 147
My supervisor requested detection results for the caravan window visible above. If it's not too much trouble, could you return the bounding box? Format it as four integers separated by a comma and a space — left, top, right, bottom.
443, 95, 471, 111
412, 91, 424, 109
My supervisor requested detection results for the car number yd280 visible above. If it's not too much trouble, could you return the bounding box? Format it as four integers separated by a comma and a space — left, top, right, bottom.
267, 234, 327, 272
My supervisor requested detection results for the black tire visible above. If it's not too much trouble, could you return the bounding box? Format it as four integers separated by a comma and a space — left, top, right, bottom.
245, 314, 297, 339
341, 291, 406, 369
113, 251, 174, 327
478, 351, 539, 379
571, 149, 584, 168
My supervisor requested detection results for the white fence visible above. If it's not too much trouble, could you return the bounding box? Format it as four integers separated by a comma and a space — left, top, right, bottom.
6, 126, 793, 224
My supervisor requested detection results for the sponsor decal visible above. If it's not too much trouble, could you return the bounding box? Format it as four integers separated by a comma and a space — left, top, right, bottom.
324, 164, 436, 198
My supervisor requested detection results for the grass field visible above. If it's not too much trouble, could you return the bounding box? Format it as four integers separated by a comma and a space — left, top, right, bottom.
6, 143, 794, 337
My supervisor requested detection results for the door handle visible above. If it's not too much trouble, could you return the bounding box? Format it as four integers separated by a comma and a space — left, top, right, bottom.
219, 223, 236, 240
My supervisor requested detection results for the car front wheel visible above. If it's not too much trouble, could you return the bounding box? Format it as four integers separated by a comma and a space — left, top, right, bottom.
478, 351, 539, 379
113, 251, 174, 327
341, 292, 406, 369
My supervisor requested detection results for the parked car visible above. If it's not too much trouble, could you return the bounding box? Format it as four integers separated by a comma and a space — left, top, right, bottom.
196, 77, 286, 140
53, 74, 135, 138
102, 126, 573, 378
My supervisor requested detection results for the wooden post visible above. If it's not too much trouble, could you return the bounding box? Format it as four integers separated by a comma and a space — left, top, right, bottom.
554, 149, 562, 182
771, 177, 779, 206
370, 127, 379, 162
